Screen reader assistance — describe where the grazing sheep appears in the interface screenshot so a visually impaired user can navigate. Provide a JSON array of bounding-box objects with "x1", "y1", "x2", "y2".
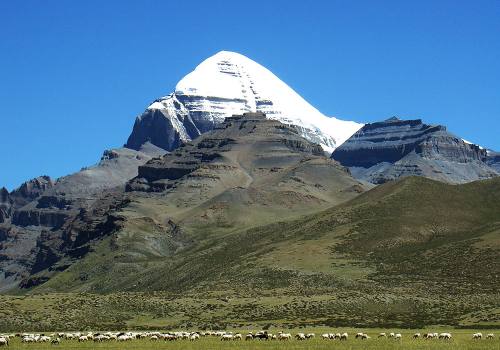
[
  {"x1": 51, "y1": 338, "x2": 61, "y2": 345},
  {"x1": 356, "y1": 332, "x2": 370, "y2": 339},
  {"x1": 0, "y1": 337, "x2": 8, "y2": 347},
  {"x1": 22, "y1": 336, "x2": 35, "y2": 343},
  {"x1": 413, "y1": 333, "x2": 421, "y2": 339},
  {"x1": 473, "y1": 333, "x2": 483, "y2": 340},
  {"x1": 164, "y1": 334, "x2": 177, "y2": 341},
  {"x1": 78, "y1": 336, "x2": 88, "y2": 342},
  {"x1": 117, "y1": 334, "x2": 132, "y2": 341},
  {"x1": 378, "y1": 332, "x2": 387, "y2": 338},
  {"x1": 94, "y1": 335, "x2": 110, "y2": 342},
  {"x1": 233, "y1": 334, "x2": 242, "y2": 341},
  {"x1": 295, "y1": 333, "x2": 306, "y2": 340},
  {"x1": 306, "y1": 333, "x2": 315, "y2": 339},
  {"x1": 245, "y1": 334, "x2": 253, "y2": 340},
  {"x1": 278, "y1": 332, "x2": 292, "y2": 340},
  {"x1": 394, "y1": 333, "x2": 402, "y2": 340},
  {"x1": 486, "y1": 334, "x2": 495, "y2": 339},
  {"x1": 321, "y1": 333, "x2": 330, "y2": 340},
  {"x1": 389, "y1": 332, "x2": 395, "y2": 338},
  {"x1": 221, "y1": 334, "x2": 233, "y2": 341},
  {"x1": 439, "y1": 333, "x2": 452, "y2": 340},
  {"x1": 254, "y1": 331, "x2": 270, "y2": 340},
  {"x1": 39, "y1": 335, "x2": 51, "y2": 342},
  {"x1": 340, "y1": 332, "x2": 348, "y2": 341}
]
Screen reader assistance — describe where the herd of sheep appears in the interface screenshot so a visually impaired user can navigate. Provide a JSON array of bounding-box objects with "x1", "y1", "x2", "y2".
[{"x1": 0, "y1": 330, "x2": 496, "y2": 346}]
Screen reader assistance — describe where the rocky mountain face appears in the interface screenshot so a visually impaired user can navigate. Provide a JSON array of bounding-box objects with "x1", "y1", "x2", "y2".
[
  {"x1": 331, "y1": 117, "x2": 498, "y2": 184},
  {"x1": 127, "y1": 112, "x2": 366, "y2": 215},
  {"x1": 3, "y1": 113, "x2": 368, "y2": 293},
  {"x1": 486, "y1": 150, "x2": 500, "y2": 172},
  {"x1": 126, "y1": 51, "x2": 362, "y2": 154},
  {"x1": 0, "y1": 147, "x2": 163, "y2": 291}
]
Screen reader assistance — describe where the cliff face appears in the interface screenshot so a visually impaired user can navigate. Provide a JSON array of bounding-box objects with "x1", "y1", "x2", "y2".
[
  {"x1": 331, "y1": 117, "x2": 498, "y2": 184},
  {"x1": 127, "y1": 112, "x2": 326, "y2": 193},
  {"x1": 0, "y1": 147, "x2": 162, "y2": 292},
  {"x1": 486, "y1": 151, "x2": 500, "y2": 173}
]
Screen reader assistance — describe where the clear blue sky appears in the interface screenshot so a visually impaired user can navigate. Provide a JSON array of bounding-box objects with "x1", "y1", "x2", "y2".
[{"x1": 1, "y1": 1, "x2": 499, "y2": 190}]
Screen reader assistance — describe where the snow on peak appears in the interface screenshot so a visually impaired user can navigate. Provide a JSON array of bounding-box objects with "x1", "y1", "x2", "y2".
[{"x1": 148, "y1": 50, "x2": 363, "y2": 152}]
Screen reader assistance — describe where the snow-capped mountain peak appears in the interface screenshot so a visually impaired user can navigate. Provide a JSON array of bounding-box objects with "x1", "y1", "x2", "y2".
[{"x1": 127, "y1": 51, "x2": 363, "y2": 153}]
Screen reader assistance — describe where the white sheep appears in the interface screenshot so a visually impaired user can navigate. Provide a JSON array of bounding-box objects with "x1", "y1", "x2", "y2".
[
  {"x1": 295, "y1": 333, "x2": 306, "y2": 340},
  {"x1": 439, "y1": 333, "x2": 452, "y2": 340},
  {"x1": 473, "y1": 333, "x2": 483, "y2": 340},
  {"x1": 0, "y1": 337, "x2": 8, "y2": 347},
  {"x1": 22, "y1": 336, "x2": 35, "y2": 343},
  {"x1": 117, "y1": 335, "x2": 132, "y2": 341},
  {"x1": 39, "y1": 335, "x2": 51, "y2": 342},
  {"x1": 278, "y1": 332, "x2": 291, "y2": 340},
  {"x1": 221, "y1": 334, "x2": 233, "y2": 341},
  {"x1": 486, "y1": 334, "x2": 495, "y2": 339},
  {"x1": 340, "y1": 332, "x2": 348, "y2": 341}
]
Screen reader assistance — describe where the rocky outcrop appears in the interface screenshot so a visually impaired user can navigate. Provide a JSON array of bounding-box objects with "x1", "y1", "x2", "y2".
[
  {"x1": 331, "y1": 117, "x2": 498, "y2": 184},
  {"x1": 0, "y1": 147, "x2": 164, "y2": 291},
  {"x1": 0, "y1": 188, "x2": 11, "y2": 223},
  {"x1": 128, "y1": 113, "x2": 326, "y2": 192},
  {"x1": 0, "y1": 177, "x2": 54, "y2": 224},
  {"x1": 9, "y1": 176, "x2": 54, "y2": 207},
  {"x1": 126, "y1": 106, "x2": 198, "y2": 152},
  {"x1": 486, "y1": 150, "x2": 500, "y2": 172}
]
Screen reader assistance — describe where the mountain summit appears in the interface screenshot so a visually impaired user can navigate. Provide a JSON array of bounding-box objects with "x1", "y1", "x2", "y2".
[{"x1": 126, "y1": 51, "x2": 362, "y2": 153}]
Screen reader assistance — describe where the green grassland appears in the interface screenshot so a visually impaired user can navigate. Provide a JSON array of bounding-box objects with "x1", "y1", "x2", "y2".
[{"x1": 3, "y1": 330, "x2": 500, "y2": 350}]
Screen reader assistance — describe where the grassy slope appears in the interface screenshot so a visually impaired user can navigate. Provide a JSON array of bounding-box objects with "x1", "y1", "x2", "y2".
[{"x1": 3, "y1": 177, "x2": 499, "y2": 330}]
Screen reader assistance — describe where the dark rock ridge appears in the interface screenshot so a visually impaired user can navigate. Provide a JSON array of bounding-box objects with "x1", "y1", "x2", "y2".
[
  {"x1": 331, "y1": 117, "x2": 498, "y2": 184},
  {"x1": 0, "y1": 188, "x2": 11, "y2": 223},
  {"x1": 0, "y1": 146, "x2": 164, "y2": 291},
  {"x1": 126, "y1": 104, "x2": 200, "y2": 152},
  {"x1": 127, "y1": 112, "x2": 325, "y2": 192},
  {"x1": 486, "y1": 150, "x2": 500, "y2": 173}
]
